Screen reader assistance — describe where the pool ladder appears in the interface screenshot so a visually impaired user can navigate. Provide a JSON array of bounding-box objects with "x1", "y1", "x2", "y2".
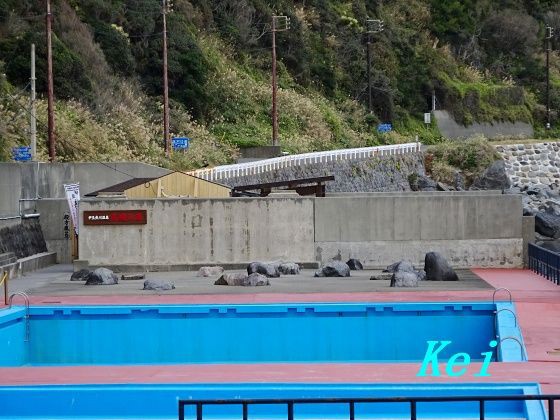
[
  {"x1": 491, "y1": 288, "x2": 524, "y2": 360},
  {"x1": 9, "y1": 292, "x2": 30, "y2": 342}
]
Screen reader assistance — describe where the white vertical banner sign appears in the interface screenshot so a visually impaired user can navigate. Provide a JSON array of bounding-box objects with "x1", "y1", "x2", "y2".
[{"x1": 63, "y1": 183, "x2": 80, "y2": 235}]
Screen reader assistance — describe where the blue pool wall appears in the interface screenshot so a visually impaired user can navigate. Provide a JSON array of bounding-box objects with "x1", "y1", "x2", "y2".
[
  {"x1": 0, "y1": 383, "x2": 546, "y2": 420},
  {"x1": 0, "y1": 301, "x2": 525, "y2": 366}
]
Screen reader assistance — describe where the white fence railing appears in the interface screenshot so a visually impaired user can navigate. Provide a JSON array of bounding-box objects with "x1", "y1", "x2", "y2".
[{"x1": 188, "y1": 141, "x2": 422, "y2": 182}]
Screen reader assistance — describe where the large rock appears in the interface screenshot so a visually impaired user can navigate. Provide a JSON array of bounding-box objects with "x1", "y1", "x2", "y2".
[
  {"x1": 214, "y1": 272, "x2": 270, "y2": 286},
  {"x1": 536, "y1": 240, "x2": 560, "y2": 254},
  {"x1": 409, "y1": 174, "x2": 438, "y2": 192},
  {"x1": 278, "y1": 262, "x2": 300, "y2": 275},
  {"x1": 247, "y1": 262, "x2": 280, "y2": 278},
  {"x1": 390, "y1": 271, "x2": 419, "y2": 287},
  {"x1": 470, "y1": 160, "x2": 510, "y2": 190},
  {"x1": 70, "y1": 269, "x2": 90, "y2": 281},
  {"x1": 346, "y1": 259, "x2": 363, "y2": 270},
  {"x1": 535, "y1": 211, "x2": 560, "y2": 238},
  {"x1": 197, "y1": 266, "x2": 224, "y2": 277},
  {"x1": 424, "y1": 252, "x2": 458, "y2": 281},
  {"x1": 384, "y1": 260, "x2": 415, "y2": 273},
  {"x1": 143, "y1": 279, "x2": 175, "y2": 291},
  {"x1": 314, "y1": 261, "x2": 351, "y2": 277},
  {"x1": 388, "y1": 260, "x2": 424, "y2": 287},
  {"x1": 85, "y1": 267, "x2": 119, "y2": 285}
]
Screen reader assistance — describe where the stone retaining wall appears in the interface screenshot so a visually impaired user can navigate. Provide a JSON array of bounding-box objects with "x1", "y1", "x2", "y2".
[
  {"x1": 219, "y1": 154, "x2": 425, "y2": 192},
  {"x1": 497, "y1": 142, "x2": 560, "y2": 191}
]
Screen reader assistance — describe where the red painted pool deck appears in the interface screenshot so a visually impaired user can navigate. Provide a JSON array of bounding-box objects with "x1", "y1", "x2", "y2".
[{"x1": 1, "y1": 269, "x2": 560, "y2": 402}]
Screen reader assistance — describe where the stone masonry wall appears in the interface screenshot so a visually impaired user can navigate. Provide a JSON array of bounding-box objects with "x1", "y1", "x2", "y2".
[
  {"x1": 219, "y1": 153, "x2": 425, "y2": 192},
  {"x1": 497, "y1": 142, "x2": 560, "y2": 192}
]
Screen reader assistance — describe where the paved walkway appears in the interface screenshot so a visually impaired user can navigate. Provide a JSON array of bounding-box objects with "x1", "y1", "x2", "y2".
[{"x1": 1, "y1": 268, "x2": 559, "y2": 414}]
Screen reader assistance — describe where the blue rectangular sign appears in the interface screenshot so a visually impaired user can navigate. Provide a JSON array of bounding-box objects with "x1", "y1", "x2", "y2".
[
  {"x1": 12, "y1": 146, "x2": 32, "y2": 161},
  {"x1": 377, "y1": 123, "x2": 393, "y2": 133},
  {"x1": 172, "y1": 137, "x2": 190, "y2": 150}
]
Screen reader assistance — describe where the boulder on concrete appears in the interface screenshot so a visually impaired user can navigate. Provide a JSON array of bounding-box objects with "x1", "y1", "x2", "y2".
[
  {"x1": 70, "y1": 269, "x2": 90, "y2": 281},
  {"x1": 390, "y1": 271, "x2": 419, "y2": 287},
  {"x1": 424, "y1": 252, "x2": 458, "y2": 281},
  {"x1": 346, "y1": 259, "x2": 363, "y2": 270},
  {"x1": 214, "y1": 272, "x2": 270, "y2": 286},
  {"x1": 247, "y1": 262, "x2": 280, "y2": 278},
  {"x1": 535, "y1": 211, "x2": 560, "y2": 238},
  {"x1": 384, "y1": 260, "x2": 415, "y2": 273},
  {"x1": 85, "y1": 267, "x2": 119, "y2": 285},
  {"x1": 143, "y1": 279, "x2": 175, "y2": 291},
  {"x1": 314, "y1": 261, "x2": 351, "y2": 277},
  {"x1": 197, "y1": 266, "x2": 224, "y2": 277},
  {"x1": 278, "y1": 262, "x2": 300, "y2": 275}
]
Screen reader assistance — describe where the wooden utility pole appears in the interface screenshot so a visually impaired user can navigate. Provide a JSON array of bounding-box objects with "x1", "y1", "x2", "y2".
[
  {"x1": 365, "y1": 19, "x2": 384, "y2": 114},
  {"x1": 271, "y1": 15, "x2": 289, "y2": 147},
  {"x1": 46, "y1": 0, "x2": 56, "y2": 161},
  {"x1": 546, "y1": 26, "x2": 553, "y2": 130},
  {"x1": 271, "y1": 16, "x2": 278, "y2": 146},
  {"x1": 30, "y1": 43, "x2": 37, "y2": 160},
  {"x1": 162, "y1": 0, "x2": 171, "y2": 157},
  {"x1": 366, "y1": 32, "x2": 372, "y2": 112}
]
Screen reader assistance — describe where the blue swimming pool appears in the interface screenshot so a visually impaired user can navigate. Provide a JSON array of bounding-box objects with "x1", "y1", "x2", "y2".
[
  {"x1": 0, "y1": 301, "x2": 526, "y2": 366},
  {"x1": 0, "y1": 383, "x2": 547, "y2": 420}
]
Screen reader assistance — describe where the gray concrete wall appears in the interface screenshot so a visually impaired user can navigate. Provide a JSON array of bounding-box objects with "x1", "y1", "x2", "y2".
[
  {"x1": 522, "y1": 215, "x2": 536, "y2": 268},
  {"x1": 79, "y1": 198, "x2": 315, "y2": 267},
  {"x1": 434, "y1": 110, "x2": 533, "y2": 140},
  {"x1": 78, "y1": 193, "x2": 524, "y2": 269},
  {"x1": 314, "y1": 194, "x2": 523, "y2": 268},
  {"x1": 35, "y1": 199, "x2": 74, "y2": 264}
]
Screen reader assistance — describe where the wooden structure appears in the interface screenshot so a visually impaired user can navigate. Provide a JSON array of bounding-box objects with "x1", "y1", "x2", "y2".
[
  {"x1": 85, "y1": 172, "x2": 231, "y2": 199},
  {"x1": 232, "y1": 175, "x2": 335, "y2": 198}
]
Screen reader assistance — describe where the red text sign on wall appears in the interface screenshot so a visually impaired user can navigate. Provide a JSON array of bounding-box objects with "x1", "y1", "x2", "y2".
[{"x1": 83, "y1": 210, "x2": 147, "y2": 225}]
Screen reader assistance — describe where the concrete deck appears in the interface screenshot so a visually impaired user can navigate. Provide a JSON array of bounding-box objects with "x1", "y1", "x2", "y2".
[
  {"x1": 6, "y1": 264, "x2": 492, "y2": 297},
  {"x1": 1, "y1": 268, "x2": 559, "y2": 415}
]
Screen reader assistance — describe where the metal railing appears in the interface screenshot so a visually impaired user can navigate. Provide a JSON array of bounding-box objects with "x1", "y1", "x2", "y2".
[
  {"x1": 179, "y1": 394, "x2": 559, "y2": 420},
  {"x1": 187, "y1": 142, "x2": 422, "y2": 182},
  {"x1": 528, "y1": 242, "x2": 560, "y2": 285}
]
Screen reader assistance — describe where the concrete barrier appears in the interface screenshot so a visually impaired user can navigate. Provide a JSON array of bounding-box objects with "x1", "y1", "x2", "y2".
[
  {"x1": 314, "y1": 194, "x2": 522, "y2": 268},
  {"x1": 79, "y1": 198, "x2": 315, "y2": 268},
  {"x1": 78, "y1": 193, "x2": 524, "y2": 270}
]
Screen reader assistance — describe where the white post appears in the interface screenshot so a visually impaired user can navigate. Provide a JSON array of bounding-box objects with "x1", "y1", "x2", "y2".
[{"x1": 30, "y1": 43, "x2": 37, "y2": 160}]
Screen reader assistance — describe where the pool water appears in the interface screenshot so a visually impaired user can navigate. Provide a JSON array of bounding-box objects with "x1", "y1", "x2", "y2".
[
  {"x1": 0, "y1": 383, "x2": 547, "y2": 420},
  {"x1": 0, "y1": 302, "x2": 524, "y2": 366}
]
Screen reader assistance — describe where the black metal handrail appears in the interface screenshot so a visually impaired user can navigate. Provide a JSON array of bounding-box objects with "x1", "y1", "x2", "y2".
[
  {"x1": 528, "y1": 242, "x2": 560, "y2": 285},
  {"x1": 179, "y1": 394, "x2": 560, "y2": 420}
]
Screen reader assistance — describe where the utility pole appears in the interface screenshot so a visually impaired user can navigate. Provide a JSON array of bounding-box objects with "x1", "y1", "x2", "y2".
[
  {"x1": 46, "y1": 0, "x2": 56, "y2": 161},
  {"x1": 162, "y1": 0, "x2": 172, "y2": 157},
  {"x1": 30, "y1": 43, "x2": 37, "y2": 160},
  {"x1": 546, "y1": 26, "x2": 553, "y2": 130},
  {"x1": 271, "y1": 15, "x2": 290, "y2": 146},
  {"x1": 365, "y1": 19, "x2": 384, "y2": 114}
]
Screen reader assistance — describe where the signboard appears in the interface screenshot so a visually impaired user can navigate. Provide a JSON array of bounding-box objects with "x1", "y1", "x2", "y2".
[
  {"x1": 12, "y1": 146, "x2": 32, "y2": 161},
  {"x1": 83, "y1": 210, "x2": 147, "y2": 225},
  {"x1": 63, "y1": 183, "x2": 80, "y2": 235},
  {"x1": 377, "y1": 123, "x2": 392, "y2": 133},
  {"x1": 424, "y1": 113, "x2": 431, "y2": 124},
  {"x1": 172, "y1": 137, "x2": 191, "y2": 150}
]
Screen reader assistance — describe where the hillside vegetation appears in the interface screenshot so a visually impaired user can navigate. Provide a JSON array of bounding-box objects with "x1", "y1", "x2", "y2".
[{"x1": 0, "y1": 0, "x2": 559, "y2": 169}]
